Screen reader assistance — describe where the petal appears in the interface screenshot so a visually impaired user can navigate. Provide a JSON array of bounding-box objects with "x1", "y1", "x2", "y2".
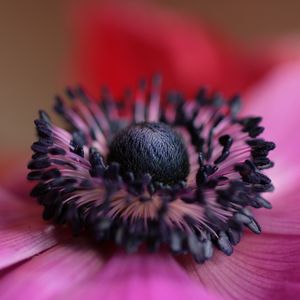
[
  {"x1": 244, "y1": 61, "x2": 300, "y2": 154},
  {"x1": 55, "y1": 251, "x2": 223, "y2": 300},
  {"x1": 271, "y1": 282, "x2": 300, "y2": 300},
  {"x1": 67, "y1": 2, "x2": 269, "y2": 97},
  {"x1": 0, "y1": 240, "x2": 104, "y2": 300},
  {"x1": 182, "y1": 232, "x2": 300, "y2": 300},
  {"x1": 0, "y1": 187, "x2": 58, "y2": 270},
  {"x1": 255, "y1": 182, "x2": 300, "y2": 235},
  {"x1": 243, "y1": 62, "x2": 300, "y2": 199}
]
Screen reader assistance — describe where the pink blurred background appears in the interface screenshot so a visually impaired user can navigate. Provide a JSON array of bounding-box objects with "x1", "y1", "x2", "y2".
[{"x1": 1, "y1": 0, "x2": 300, "y2": 156}]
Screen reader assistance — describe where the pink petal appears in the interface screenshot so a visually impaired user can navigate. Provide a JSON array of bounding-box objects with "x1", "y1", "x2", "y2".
[
  {"x1": 255, "y1": 182, "x2": 300, "y2": 235},
  {"x1": 242, "y1": 62, "x2": 300, "y2": 240},
  {"x1": 0, "y1": 240, "x2": 104, "y2": 300},
  {"x1": 0, "y1": 187, "x2": 58, "y2": 270},
  {"x1": 243, "y1": 62, "x2": 300, "y2": 199},
  {"x1": 54, "y1": 251, "x2": 223, "y2": 300},
  {"x1": 271, "y1": 282, "x2": 300, "y2": 300},
  {"x1": 182, "y1": 233, "x2": 300, "y2": 300}
]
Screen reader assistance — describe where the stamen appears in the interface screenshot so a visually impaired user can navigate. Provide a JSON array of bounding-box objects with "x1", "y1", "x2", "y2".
[{"x1": 28, "y1": 78, "x2": 275, "y2": 263}]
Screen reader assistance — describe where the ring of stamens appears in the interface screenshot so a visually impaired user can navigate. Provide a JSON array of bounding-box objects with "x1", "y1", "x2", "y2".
[{"x1": 28, "y1": 79, "x2": 275, "y2": 263}]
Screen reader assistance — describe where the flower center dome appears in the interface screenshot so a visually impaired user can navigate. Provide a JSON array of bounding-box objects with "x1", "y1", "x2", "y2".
[{"x1": 107, "y1": 122, "x2": 190, "y2": 184}]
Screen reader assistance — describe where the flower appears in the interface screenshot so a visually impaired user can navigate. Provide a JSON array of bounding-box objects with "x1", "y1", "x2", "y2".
[
  {"x1": 1, "y1": 3, "x2": 300, "y2": 300},
  {"x1": 28, "y1": 77, "x2": 275, "y2": 263},
  {"x1": 1, "y1": 68, "x2": 300, "y2": 299},
  {"x1": 27, "y1": 77, "x2": 275, "y2": 262}
]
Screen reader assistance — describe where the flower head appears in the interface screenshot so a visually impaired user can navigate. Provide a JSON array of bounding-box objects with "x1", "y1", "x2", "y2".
[
  {"x1": 28, "y1": 77, "x2": 275, "y2": 263},
  {"x1": 1, "y1": 4, "x2": 300, "y2": 300}
]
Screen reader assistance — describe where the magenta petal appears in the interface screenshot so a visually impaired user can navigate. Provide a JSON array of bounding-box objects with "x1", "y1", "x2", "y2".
[
  {"x1": 184, "y1": 233, "x2": 300, "y2": 300},
  {"x1": 244, "y1": 62, "x2": 300, "y2": 149},
  {"x1": 255, "y1": 182, "x2": 300, "y2": 235},
  {"x1": 0, "y1": 240, "x2": 104, "y2": 300},
  {"x1": 0, "y1": 187, "x2": 57, "y2": 270},
  {"x1": 55, "y1": 252, "x2": 223, "y2": 300},
  {"x1": 241, "y1": 60, "x2": 300, "y2": 235},
  {"x1": 244, "y1": 62, "x2": 300, "y2": 198},
  {"x1": 271, "y1": 282, "x2": 300, "y2": 300}
]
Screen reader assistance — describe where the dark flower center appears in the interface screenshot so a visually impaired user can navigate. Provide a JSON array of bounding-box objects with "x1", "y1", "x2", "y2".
[
  {"x1": 28, "y1": 82, "x2": 275, "y2": 264},
  {"x1": 107, "y1": 122, "x2": 190, "y2": 184}
]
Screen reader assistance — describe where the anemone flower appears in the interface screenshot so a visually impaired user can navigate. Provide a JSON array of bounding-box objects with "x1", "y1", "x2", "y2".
[
  {"x1": 1, "y1": 65, "x2": 300, "y2": 300},
  {"x1": 1, "y1": 4, "x2": 300, "y2": 300}
]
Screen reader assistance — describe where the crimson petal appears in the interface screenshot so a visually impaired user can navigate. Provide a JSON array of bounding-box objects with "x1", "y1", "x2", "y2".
[{"x1": 67, "y1": 2, "x2": 269, "y2": 98}]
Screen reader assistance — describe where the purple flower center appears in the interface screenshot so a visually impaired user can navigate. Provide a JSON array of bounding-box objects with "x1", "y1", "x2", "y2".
[{"x1": 27, "y1": 79, "x2": 275, "y2": 263}]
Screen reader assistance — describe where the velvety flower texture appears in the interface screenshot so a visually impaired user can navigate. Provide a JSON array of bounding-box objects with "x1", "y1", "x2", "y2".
[{"x1": 1, "y1": 3, "x2": 300, "y2": 300}]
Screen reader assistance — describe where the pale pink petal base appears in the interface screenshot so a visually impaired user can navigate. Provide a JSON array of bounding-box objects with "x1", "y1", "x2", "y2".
[
  {"x1": 0, "y1": 240, "x2": 104, "y2": 300},
  {"x1": 55, "y1": 252, "x2": 224, "y2": 300},
  {"x1": 0, "y1": 188, "x2": 58, "y2": 270}
]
